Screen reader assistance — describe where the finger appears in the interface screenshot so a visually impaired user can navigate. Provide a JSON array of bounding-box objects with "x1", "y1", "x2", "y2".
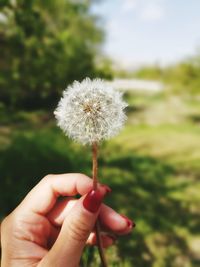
[
  {"x1": 100, "y1": 206, "x2": 135, "y2": 234},
  {"x1": 17, "y1": 173, "x2": 93, "y2": 215},
  {"x1": 86, "y1": 232, "x2": 116, "y2": 248},
  {"x1": 48, "y1": 197, "x2": 135, "y2": 234},
  {"x1": 48, "y1": 228, "x2": 116, "y2": 250},
  {"x1": 47, "y1": 225, "x2": 60, "y2": 249},
  {"x1": 40, "y1": 189, "x2": 106, "y2": 267},
  {"x1": 47, "y1": 197, "x2": 77, "y2": 225}
]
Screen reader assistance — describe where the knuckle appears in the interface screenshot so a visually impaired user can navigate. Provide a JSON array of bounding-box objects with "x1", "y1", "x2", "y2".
[
  {"x1": 7, "y1": 214, "x2": 23, "y2": 237},
  {"x1": 12, "y1": 219, "x2": 24, "y2": 239},
  {"x1": 42, "y1": 174, "x2": 54, "y2": 184},
  {"x1": 1, "y1": 215, "x2": 9, "y2": 232},
  {"x1": 75, "y1": 173, "x2": 90, "y2": 180},
  {"x1": 67, "y1": 220, "x2": 90, "y2": 243},
  {"x1": 1, "y1": 213, "x2": 17, "y2": 239},
  {"x1": 2, "y1": 212, "x2": 26, "y2": 239},
  {"x1": 1, "y1": 212, "x2": 15, "y2": 229},
  {"x1": 43, "y1": 174, "x2": 54, "y2": 181}
]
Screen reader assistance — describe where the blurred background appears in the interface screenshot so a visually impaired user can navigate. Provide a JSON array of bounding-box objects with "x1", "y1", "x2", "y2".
[{"x1": 0, "y1": 0, "x2": 200, "y2": 266}]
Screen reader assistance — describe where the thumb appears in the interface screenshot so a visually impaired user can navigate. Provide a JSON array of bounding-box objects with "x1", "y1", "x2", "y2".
[{"x1": 41, "y1": 189, "x2": 105, "y2": 267}]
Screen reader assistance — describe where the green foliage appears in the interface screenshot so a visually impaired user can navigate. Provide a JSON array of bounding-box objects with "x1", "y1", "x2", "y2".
[
  {"x1": 0, "y1": 0, "x2": 107, "y2": 109},
  {"x1": 132, "y1": 51, "x2": 200, "y2": 96},
  {"x1": 0, "y1": 127, "x2": 91, "y2": 215},
  {"x1": 129, "y1": 52, "x2": 200, "y2": 96},
  {"x1": 163, "y1": 54, "x2": 200, "y2": 95},
  {"x1": 134, "y1": 65, "x2": 163, "y2": 80}
]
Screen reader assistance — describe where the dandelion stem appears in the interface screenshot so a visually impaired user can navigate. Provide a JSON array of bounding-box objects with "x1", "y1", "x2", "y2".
[
  {"x1": 92, "y1": 142, "x2": 98, "y2": 190},
  {"x1": 95, "y1": 221, "x2": 107, "y2": 267},
  {"x1": 92, "y1": 142, "x2": 108, "y2": 267}
]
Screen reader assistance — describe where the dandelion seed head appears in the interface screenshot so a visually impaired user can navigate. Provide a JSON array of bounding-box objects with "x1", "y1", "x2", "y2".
[{"x1": 54, "y1": 78, "x2": 128, "y2": 145}]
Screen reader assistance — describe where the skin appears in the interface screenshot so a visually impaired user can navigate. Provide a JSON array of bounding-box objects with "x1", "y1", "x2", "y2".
[{"x1": 1, "y1": 173, "x2": 133, "y2": 267}]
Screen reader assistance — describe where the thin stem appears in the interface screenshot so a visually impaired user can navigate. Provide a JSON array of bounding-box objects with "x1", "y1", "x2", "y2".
[
  {"x1": 92, "y1": 142, "x2": 108, "y2": 267},
  {"x1": 92, "y1": 142, "x2": 98, "y2": 190},
  {"x1": 95, "y1": 220, "x2": 107, "y2": 267}
]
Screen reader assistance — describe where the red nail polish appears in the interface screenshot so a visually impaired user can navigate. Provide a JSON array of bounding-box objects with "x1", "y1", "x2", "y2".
[
  {"x1": 83, "y1": 189, "x2": 104, "y2": 213},
  {"x1": 101, "y1": 184, "x2": 112, "y2": 193},
  {"x1": 121, "y1": 215, "x2": 135, "y2": 228}
]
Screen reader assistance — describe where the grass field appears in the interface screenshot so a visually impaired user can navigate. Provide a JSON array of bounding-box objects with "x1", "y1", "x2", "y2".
[{"x1": 0, "y1": 91, "x2": 200, "y2": 266}]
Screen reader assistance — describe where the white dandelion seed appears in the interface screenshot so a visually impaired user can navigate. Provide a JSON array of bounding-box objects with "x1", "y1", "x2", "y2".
[{"x1": 54, "y1": 77, "x2": 128, "y2": 145}]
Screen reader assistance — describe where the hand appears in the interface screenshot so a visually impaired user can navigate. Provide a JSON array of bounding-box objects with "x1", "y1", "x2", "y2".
[{"x1": 1, "y1": 173, "x2": 134, "y2": 267}]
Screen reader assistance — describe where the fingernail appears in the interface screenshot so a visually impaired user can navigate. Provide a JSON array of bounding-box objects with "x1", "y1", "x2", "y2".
[
  {"x1": 121, "y1": 215, "x2": 135, "y2": 228},
  {"x1": 83, "y1": 189, "x2": 104, "y2": 213},
  {"x1": 101, "y1": 184, "x2": 112, "y2": 194}
]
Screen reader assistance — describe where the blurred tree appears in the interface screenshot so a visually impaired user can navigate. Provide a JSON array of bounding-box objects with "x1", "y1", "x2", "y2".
[
  {"x1": 164, "y1": 51, "x2": 200, "y2": 95},
  {"x1": 134, "y1": 65, "x2": 163, "y2": 80},
  {"x1": 0, "y1": 0, "x2": 107, "y2": 109},
  {"x1": 113, "y1": 64, "x2": 163, "y2": 80}
]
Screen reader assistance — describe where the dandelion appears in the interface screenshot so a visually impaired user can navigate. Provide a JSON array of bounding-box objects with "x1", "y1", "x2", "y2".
[
  {"x1": 54, "y1": 77, "x2": 127, "y2": 145},
  {"x1": 54, "y1": 77, "x2": 128, "y2": 267}
]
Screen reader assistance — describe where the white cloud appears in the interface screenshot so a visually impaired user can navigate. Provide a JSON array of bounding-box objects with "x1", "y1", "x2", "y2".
[
  {"x1": 106, "y1": 19, "x2": 120, "y2": 39},
  {"x1": 120, "y1": 0, "x2": 165, "y2": 20},
  {"x1": 122, "y1": 0, "x2": 137, "y2": 12},
  {"x1": 140, "y1": 1, "x2": 164, "y2": 21}
]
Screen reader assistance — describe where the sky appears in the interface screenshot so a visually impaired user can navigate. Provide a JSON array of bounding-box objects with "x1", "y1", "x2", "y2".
[{"x1": 91, "y1": 0, "x2": 200, "y2": 69}]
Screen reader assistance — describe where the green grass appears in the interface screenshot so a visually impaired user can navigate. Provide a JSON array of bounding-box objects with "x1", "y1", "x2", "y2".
[{"x1": 0, "y1": 92, "x2": 200, "y2": 266}]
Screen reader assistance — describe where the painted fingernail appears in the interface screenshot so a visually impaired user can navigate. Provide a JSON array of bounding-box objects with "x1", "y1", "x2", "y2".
[
  {"x1": 121, "y1": 215, "x2": 135, "y2": 228},
  {"x1": 83, "y1": 189, "x2": 104, "y2": 213},
  {"x1": 101, "y1": 184, "x2": 112, "y2": 194}
]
